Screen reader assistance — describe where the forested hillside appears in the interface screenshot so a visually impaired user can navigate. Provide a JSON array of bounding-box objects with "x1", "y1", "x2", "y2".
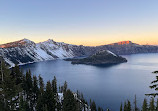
[{"x1": 0, "y1": 58, "x2": 104, "y2": 111}]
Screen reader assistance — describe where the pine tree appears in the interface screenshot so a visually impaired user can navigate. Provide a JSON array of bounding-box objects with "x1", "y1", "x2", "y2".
[
  {"x1": 52, "y1": 76, "x2": 57, "y2": 94},
  {"x1": 57, "y1": 102, "x2": 62, "y2": 111},
  {"x1": 77, "y1": 90, "x2": 80, "y2": 99},
  {"x1": 0, "y1": 58, "x2": 4, "y2": 110},
  {"x1": 52, "y1": 76, "x2": 57, "y2": 109},
  {"x1": 19, "y1": 95, "x2": 25, "y2": 111},
  {"x1": 134, "y1": 95, "x2": 139, "y2": 111},
  {"x1": 23, "y1": 101, "x2": 31, "y2": 111},
  {"x1": 36, "y1": 75, "x2": 45, "y2": 111},
  {"x1": 146, "y1": 71, "x2": 158, "y2": 97},
  {"x1": 19, "y1": 95, "x2": 31, "y2": 111},
  {"x1": 10, "y1": 65, "x2": 23, "y2": 108},
  {"x1": 0, "y1": 98, "x2": 4, "y2": 111},
  {"x1": 142, "y1": 98, "x2": 148, "y2": 111},
  {"x1": 75, "y1": 102, "x2": 81, "y2": 111},
  {"x1": 156, "y1": 98, "x2": 158, "y2": 111},
  {"x1": 0, "y1": 57, "x2": 4, "y2": 84},
  {"x1": 124, "y1": 101, "x2": 127, "y2": 111},
  {"x1": 81, "y1": 92, "x2": 85, "y2": 103},
  {"x1": 32, "y1": 75, "x2": 39, "y2": 107},
  {"x1": 90, "y1": 99, "x2": 92, "y2": 106},
  {"x1": 36, "y1": 96, "x2": 45, "y2": 111},
  {"x1": 149, "y1": 98, "x2": 155, "y2": 111},
  {"x1": 11, "y1": 65, "x2": 23, "y2": 85},
  {"x1": 25, "y1": 70, "x2": 33, "y2": 110},
  {"x1": 127, "y1": 100, "x2": 131, "y2": 111},
  {"x1": 25, "y1": 70, "x2": 33, "y2": 100},
  {"x1": 39, "y1": 75, "x2": 44, "y2": 96},
  {"x1": 44, "y1": 81, "x2": 55, "y2": 111},
  {"x1": 63, "y1": 81, "x2": 67, "y2": 93},
  {"x1": 98, "y1": 106, "x2": 103, "y2": 111},
  {"x1": 59, "y1": 85, "x2": 61, "y2": 93},
  {"x1": 21, "y1": 72, "x2": 27, "y2": 98},
  {"x1": 120, "y1": 103, "x2": 122, "y2": 111},
  {"x1": 90, "y1": 100, "x2": 97, "y2": 111},
  {"x1": 63, "y1": 89, "x2": 77, "y2": 111},
  {"x1": 1, "y1": 60, "x2": 18, "y2": 110}
]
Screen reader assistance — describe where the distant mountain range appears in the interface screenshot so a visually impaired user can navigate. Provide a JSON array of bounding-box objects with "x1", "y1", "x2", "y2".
[
  {"x1": 99, "y1": 41, "x2": 158, "y2": 55},
  {"x1": 0, "y1": 39, "x2": 158, "y2": 67}
]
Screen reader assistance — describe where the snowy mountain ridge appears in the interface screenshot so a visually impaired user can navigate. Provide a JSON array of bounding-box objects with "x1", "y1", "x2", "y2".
[{"x1": 0, "y1": 39, "x2": 76, "y2": 67}]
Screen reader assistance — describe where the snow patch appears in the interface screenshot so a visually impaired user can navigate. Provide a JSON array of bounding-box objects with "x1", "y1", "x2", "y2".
[
  {"x1": 3, "y1": 58, "x2": 15, "y2": 67},
  {"x1": 107, "y1": 50, "x2": 117, "y2": 56}
]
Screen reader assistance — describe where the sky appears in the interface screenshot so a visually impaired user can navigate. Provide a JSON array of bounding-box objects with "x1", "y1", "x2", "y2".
[{"x1": 0, "y1": 0, "x2": 158, "y2": 46}]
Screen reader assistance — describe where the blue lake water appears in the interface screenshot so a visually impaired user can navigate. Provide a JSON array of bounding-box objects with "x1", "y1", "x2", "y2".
[{"x1": 21, "y1": 53, "x2": 158, "y2": 111}]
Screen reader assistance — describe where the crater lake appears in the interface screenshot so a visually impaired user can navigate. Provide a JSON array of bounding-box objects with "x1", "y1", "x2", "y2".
[{"x1": 20, "y1": 53, "x2": 158, "y2": 111}]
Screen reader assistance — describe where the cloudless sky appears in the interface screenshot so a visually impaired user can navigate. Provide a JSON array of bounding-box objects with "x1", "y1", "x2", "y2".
[{"x1": 0, "y1": 0, "x2": 158, "y2": 46}]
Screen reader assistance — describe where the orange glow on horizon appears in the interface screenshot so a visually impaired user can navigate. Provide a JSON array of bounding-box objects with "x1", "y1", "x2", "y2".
[
  {"x1": 0, "y1": 34, "x2": 158, "y2": 46},
  {"x1": 1, "y1": 38, "x2": 158, "y2": 46}
]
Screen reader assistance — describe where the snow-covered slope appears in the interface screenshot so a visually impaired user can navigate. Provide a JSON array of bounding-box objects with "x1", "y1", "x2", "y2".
[
  {"x1": 0, "y1": 39, "x2": 75, "y2": 67},
  {"x1": 37, "y1": 39, "x2": 74, "y2": 58}
]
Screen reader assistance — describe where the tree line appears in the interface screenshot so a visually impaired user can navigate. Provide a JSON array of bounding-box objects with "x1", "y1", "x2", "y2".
[
  {"x1": 120, "y1": 71, "x2": 158, "y2": 111},
  {"x1": 0, "y1": 59, "x2": 103, "y2": 111},
  {"x1": 120, "y1": 96, "x2": 158, "y2": 111}
]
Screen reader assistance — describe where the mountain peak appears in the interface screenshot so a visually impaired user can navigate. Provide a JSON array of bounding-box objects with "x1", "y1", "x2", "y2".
[
  {"x1": 0, "y1": 38, "x2": 34, "y2": 48},
  {"x1": 47, "y1": 39, "x2": 55, "y2": 43},
  {"x1": 117, "y1": 41, "x2": 132, "y2": 45},
  {"x1": 22, "y1": 38, "x2": 32, "y2": 42},
  {"x1": 108, "y1": 41, "x2": 137, "y2": 46},
  {"x1": 40, "y1": 39, "x2": 56, "y2": 44}
]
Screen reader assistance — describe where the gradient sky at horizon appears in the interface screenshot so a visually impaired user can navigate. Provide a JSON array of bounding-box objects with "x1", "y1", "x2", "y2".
[{"x1": 0, "y1": 0, "x2": 158, "y2": 46}]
